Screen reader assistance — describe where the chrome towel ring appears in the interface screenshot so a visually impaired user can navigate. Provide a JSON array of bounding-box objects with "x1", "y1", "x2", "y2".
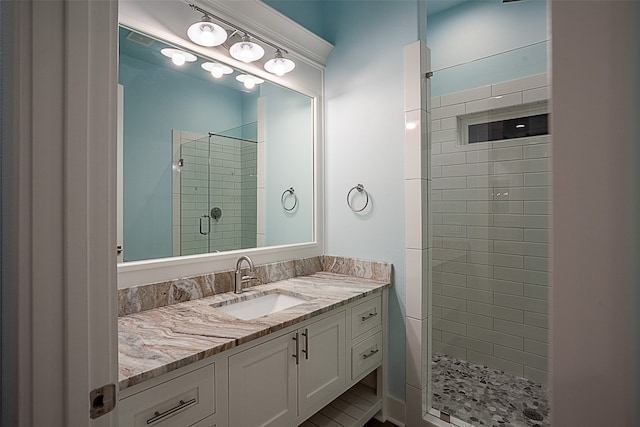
[
  {"x1": 347, "y1": 184, "x2": 369, "y2": 212},
  {"x1": 281, "y1": 187, "x2": 298, "y2": 211}
]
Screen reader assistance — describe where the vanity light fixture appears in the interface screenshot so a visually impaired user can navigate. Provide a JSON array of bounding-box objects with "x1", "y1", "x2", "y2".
[
  {"x1": 187, "y1": 3, "x2": 295, "y2": 74},
  {"x1": 230, "y1": 34, "x2": 265, "y2": 63},
  {"x1": 160, "y1": 48, "x2": 197, "y2": 66},
  {"x1": 187, "y1": 15, "x2": 228, "y2": 47},
  {"x1": 264, "y1": 50, "x2": 295, "y2": 76},
  {"x1": 201, "y1": 62, "x2": 233, "y2": 78},
  {"x1": 236, "y1": 74, "x2": 264, "y2": 90}
]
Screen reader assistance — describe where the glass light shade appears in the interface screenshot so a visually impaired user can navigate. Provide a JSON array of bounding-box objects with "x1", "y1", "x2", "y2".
[
  {"x1": 187, "y1": 18, "x2": 227, "y2": 47},
  {"x1": 201, "y1": 62, "x2": 233, "y2": 79},
  {"x1": 236, "y1": 74, "x2": 264, "y2": 89},
  {"x1": 229, "y1": 36, "x2": 265, "y2": 63},
  {"x1": 160, "y1": 48, "x2": 197, "y2": 66},
  {"x1": 264, "y1": 53, "x2": 295, "y2": 76}
]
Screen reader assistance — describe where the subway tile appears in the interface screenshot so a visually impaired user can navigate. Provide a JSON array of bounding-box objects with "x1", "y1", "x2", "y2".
[
  {"x1": 467, "y1": 226, "x2": 524, "y2": 241},
  {"x1": 433, "y1": 317, "x2": 467, "y2": 336},
  {"x1": 524, "y1": 172, "x2": 551, "y2": 187},
  {"x1": 466, "y1": 201, "x2": 524, "y2": 214},
  {"x1": 524, "y1": 366, "x2": 548, "y2": 385},
  {"x1": 441, "y1": 85, "x2": 492, "y2": 106},
  {"x1": 466, "y1": 173, "x2": 524, "y2": 188},
  {"x1": 433, "y1": 340, "x2": 467, "y2": 360},
  {"x1": 524, "y1": 312, "x2": 548, "y2": 329},
  {"x1": 496, "y1": 186, "x2": 550, "y2": 201},
  {"x1": 524, "y1": 201, "x2": 550, "y2": 215},
  {"x1": 441, "y1": 261, "x2": 493, "y2": 278},
  {"x1": 466, "y1": 252, "x2": 524, "y2": 269},
  {"x1": 442, "y1": 162, "x2": 493, "y2": 177},
  {"x1": 432, "y1": 201, "x2": 467, "y2": 213},
  {"x1": 467, "y1": 350, "x2": 523, "y2": 377},
  {"x1": 433, "y1": 224, "x2": 466, "y2": 238},
  {"x1": 523, "y1": 143, "x2": 551, "y2": 159},
  {"x1": 442, "y1": 237, "x2": 494, "y2": 252},
  {"x1": 431, "y1": 119, "x2": 442, "y2": 132},
  {"x1": 524, "y1": 284, "x2": 548, "y2": 300},
  {"x1": 494, "y1": 158, "x2": 551, "y2": 174},
  {"x1": 432, "y1": 177, "x2": 468, "y2": 190},
  {"x1": 495, "y1": 292, "x2": 548, "y2": 314},
  {"x1": 440, "y1": 308, "x2": 493, "y2": 330},
  {"x1": 432, "y1": 282, "x2": 442, "y2": 295},
  {"x1": 466, "y1": 92, "x2": 523, "y2": 114},
  {"x1": 467, "y1": 325, "x2": 523, "y2": 350},
  {"x1": 524, "y1": 256, "x2": 549, "y2": 272},
  {"x1": 524, "y1": 228, "x2": 549, "y2": 243},
  {"x1": 432, "y1": 151, "x2": 466, "y2": 166},
  {"x1": 467, "y1": 301, "x2": 523, "y2": 323},
  {"x1": 406, "y1": 249, "x2": 430, "y2": 320},
  {"x1": 441, "y1": 284, "x2": 493, "y2": 304},
  {"x1": 433, "y1": 248, "x2": 466, "y2": 262},
  {"x1": 441, "y1": 117, "x2": 457, "y2": 130},
  {"x1": 442, "y1": 331, "x2": 494, "y2": 355},
  {"x1": 433, "y1": 294, "x2": 467, "y2": 311},
  {"x1": 494, "y1": 345, "x2": 548, "y2": 371},
  {"x1": 431, "y1": 96, "x2": 441, "y2": 109},
  {"x1": 442, "y1": 213, "x2": 494, "y2": 226},
  {"x1": 494, "y1": 240, "x2": 549, "y2": 257},
  {"x1": 494, "y1": 214, "x2": 549, "y2": 229},
  {"x1": 441, "y1": 188, "x2": 494, "y2": 201},
  {"x1": 465, "y1": 146, "x2": 523, "y2": 163},
  {"x1": 466, "y1": 276, "x2": 523, "y2": 295},
  {"x1": 432, "y1": 212, "x2": 443, "y2": 225},
  {"x1": 522, "y1": 86, "x2": 550, "y2": 103},
  {"x1": 433, "y1": 271, "x2": 467, "y2": 287},
  {"x1": 491, "y1": 73, "x2": 548, "y2": 96},
  {"x1": 432, "y1": 142, "x2": 442, "y2": 155},
  {"x1": 432, "y1": 166, "x2": 443, "y2": 178},
  {"x1": 432, "y1": 328, "x2": 442, "y2": 342},
  {"x1": 494, "y1": 318, "x2": 548, "y2": 342},
  {"x1": 524, "y1": 338, "x2": 548, "y2": 357},
  {"x1": 494, "y1": 266, "x2": 548, "y2": 286},
  {"x1": 431, "y1": 129, "x2": 457, "y2": 144},
  {"x1": 432, "y1": 103, "x2": 466, "y2": 120}
]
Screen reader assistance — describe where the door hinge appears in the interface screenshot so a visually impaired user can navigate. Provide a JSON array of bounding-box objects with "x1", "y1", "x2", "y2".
[{"x1": 90, "y1": 383, "x2": 116, "y2": 419}]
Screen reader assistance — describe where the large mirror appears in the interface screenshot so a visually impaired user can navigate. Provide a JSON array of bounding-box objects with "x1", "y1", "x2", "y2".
[{"x1": 118, "y1": 26, "x2": 314, "y2": 263}]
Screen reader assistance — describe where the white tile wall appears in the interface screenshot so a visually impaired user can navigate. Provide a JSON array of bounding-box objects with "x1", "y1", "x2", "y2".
[{"x1": 430, "y1": 75, "x2": 550, "y2": 384}]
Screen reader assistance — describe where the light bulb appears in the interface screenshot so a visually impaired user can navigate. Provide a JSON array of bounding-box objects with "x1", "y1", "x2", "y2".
[
  {"x1": 243, "y1": 76, "x2": 256, "y2": 89},
  {"x1": 273, "y1": 60, "x2": 286, "y2": 76},
  {"x1": 240, "y1": 45, "x2": 253, "y2": 62},
  {"x1": 264, "y1": 51, "x2": 295, "y2": 76},
  {"x1": 211, "y1": 66, "x2": 224, "y2": 78},
  {"x1": 230, "y1": 35, "x2": 265, "y2": 63},
  {"x1": 200, "y1": 27, "x2": 215, "y2": 45},
  {"x1": 172, "y1": 53, "x2": 186, "y2": 66}
]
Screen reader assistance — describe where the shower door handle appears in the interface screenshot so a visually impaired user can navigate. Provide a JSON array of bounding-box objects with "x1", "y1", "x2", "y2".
[{"x1": 199, "y1": 215, "x2": 211, "y2": 235}]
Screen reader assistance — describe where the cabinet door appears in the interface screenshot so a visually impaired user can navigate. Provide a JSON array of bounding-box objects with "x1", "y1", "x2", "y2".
[
  {"x1": 228, "y1": 332, "x2": 297, "y2": 427},
  {"x1": 298, "y1": 311, "x2": 346, "y2": 415}
]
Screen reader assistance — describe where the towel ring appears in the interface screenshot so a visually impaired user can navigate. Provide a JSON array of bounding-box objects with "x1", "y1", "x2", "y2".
[
  {"x1": 281, "y1": 187, "x2": 298, "y2": 211},
  {"x1": 347, "y1": 184, "x2": 369, "y2": 212}
]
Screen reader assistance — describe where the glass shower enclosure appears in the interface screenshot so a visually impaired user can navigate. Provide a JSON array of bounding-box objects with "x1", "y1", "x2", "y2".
[{"x1": 177, "y1": 124, "x2": 258, "y2": 256}]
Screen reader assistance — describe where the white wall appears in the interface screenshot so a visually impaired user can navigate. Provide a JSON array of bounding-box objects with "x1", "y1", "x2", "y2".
[{"x1": 551, "y1": 1, "x2": 639, "y2": 425}]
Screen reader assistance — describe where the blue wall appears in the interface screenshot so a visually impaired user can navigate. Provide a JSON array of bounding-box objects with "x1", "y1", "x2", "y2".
[
  {"x1": 119, "y1": 54, "x2": 244, "y2": 261},
  {"x1": 263, "y1": 0, "x2": 327, "y2": 41},
  {"x1": 427, "y1": 0, "x2": 548, "y2": 95}
]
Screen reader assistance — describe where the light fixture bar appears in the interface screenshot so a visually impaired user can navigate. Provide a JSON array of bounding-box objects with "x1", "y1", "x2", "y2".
[{"x1": 189, "y1": 3, "x2": 289, "y2": 55}]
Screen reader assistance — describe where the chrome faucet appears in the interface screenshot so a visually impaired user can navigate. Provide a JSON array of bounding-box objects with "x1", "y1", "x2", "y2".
[{"x1": 234, "y1": 255, "x2": 256, "y2": 294}]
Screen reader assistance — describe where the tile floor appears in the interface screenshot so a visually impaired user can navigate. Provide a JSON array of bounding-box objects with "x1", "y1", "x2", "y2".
[{"x1": 431, "y1": 353, "x2": 550, "y2": 427}]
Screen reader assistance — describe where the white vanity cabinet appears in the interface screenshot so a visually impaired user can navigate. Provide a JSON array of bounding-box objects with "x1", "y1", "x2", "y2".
[{"x1": 228, "y1": 310, "x2": 346, "y2": 427}]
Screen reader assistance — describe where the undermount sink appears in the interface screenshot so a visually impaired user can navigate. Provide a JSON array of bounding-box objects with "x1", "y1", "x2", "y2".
[{"x1": 214, "y1": 292, "x2": 308, "y2": 320}]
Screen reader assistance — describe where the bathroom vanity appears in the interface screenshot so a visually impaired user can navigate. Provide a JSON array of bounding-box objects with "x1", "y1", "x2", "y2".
[{"x1": 117, "y1": 256, "x2": 391, "y2": 427}]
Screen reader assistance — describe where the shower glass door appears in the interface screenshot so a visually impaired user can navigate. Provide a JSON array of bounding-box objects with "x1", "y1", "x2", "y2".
[
  {"x1": 179, "y1": 127, "x2": 258, "y2": 256},
  {"x1": 428, "y1": 43, "x2": 551, "y2": 427}
]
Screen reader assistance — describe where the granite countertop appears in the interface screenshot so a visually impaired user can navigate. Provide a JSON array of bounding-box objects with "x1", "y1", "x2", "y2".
[{"x1": 118, "y1": 271, "x2": 390, "y2": 390}]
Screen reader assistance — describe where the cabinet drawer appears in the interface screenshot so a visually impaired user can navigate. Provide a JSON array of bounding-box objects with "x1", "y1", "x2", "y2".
[
  {"x1": 119, "y1": 363, "x2": 216, "y2": 427},
  {"x1": 351, "y1": 331, "x2": 383, "y2": 380},
  {"x1": 351, "y1": 296, "x2": 382, "y2": 339}
]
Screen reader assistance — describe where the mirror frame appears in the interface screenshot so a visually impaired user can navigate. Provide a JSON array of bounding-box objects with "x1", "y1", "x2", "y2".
[{"x1": 117, "y1": 0, "x2": 332, "y2": 288}]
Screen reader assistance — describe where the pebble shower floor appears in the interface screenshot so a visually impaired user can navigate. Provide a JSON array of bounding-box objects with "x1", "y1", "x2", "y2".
[{"x1": 431, "y1": 353, "x2": 550, "y2": 427}]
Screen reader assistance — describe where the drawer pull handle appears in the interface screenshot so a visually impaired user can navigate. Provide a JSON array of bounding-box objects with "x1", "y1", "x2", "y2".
[
  {"x1": 362, "y1": 348, "x2": 379, "y2": 360},
  {"x1": 292, "y1": 332, "x2": 300, "y2": 365},
  {"x1": 361, "y1": 312, "x2": 378, "y2": 321},
  {"x1": 146, "y1": 398, "x2": 197, "y2": 424},
  {"x1": 301, "y1": 328, "x2": 309, "y2": 360}
]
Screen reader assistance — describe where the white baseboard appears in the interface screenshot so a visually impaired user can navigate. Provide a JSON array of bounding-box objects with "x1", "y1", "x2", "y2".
[{"x1": 385, "y1": 395, "x2": 406, "y2": 426}]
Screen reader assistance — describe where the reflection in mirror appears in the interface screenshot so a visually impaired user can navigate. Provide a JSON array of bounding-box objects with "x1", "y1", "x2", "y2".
[{"x1": 118, "y1": 26, "x2": 314, "y2": 262}]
